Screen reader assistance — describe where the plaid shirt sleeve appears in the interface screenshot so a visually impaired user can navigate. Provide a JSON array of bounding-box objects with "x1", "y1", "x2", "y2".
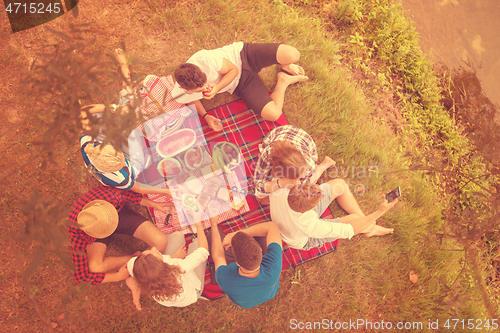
[
  {"x1": 68, "y1": 227, "x2": 105, "y2": 285},
  {"x1": 253, "y1": 147, "x2": 273, "y2": 194},
  {"x1": 120, "y1": 189, "x2": 143, "y2": 205},
  {"x1": 286, "y1": 127, "x2": 317, "y2": 184}
]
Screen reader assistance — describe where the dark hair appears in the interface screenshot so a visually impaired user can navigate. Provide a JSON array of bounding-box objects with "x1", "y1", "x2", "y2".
[
  {"x1": 174, "y1": 63, "x2": 207, "y2": 90},
  {"x1": 288, "y1": 183, "x2": 323, "y2": 213},
  {"x1": 270, "y1": 140, "x2": 307, "y2": 179},
  {"x1": 132, "y1": 254, "x2": 184, "y2": 302},
  {"x1": 231, "y1": 232, "x2": 262, "y2": 271}
]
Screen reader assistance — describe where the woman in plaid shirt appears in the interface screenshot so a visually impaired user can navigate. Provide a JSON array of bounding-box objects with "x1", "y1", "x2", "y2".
[{"x1": 253, "y1": 125, "x2": 335, "y2": 204}]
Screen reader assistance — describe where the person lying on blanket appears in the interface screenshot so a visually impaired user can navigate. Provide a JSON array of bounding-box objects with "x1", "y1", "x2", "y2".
[
  {"x1": 210, "y1": 216, "x2": 283, "y2": 308},
  {"x1": 68, "y1": 186, "x2": 173, "y2": 285},
  {"x1": 172, "y1": 42, "x2": 308, "y2": 124},
  {"x1": 79, "y1": 48, "x2": 172, "y2": 196},
  {"x1": 125, "y1": 219, "x2": 209, "y2": 309},
  {"x1": 253, "y1": 125, "x2": 334, "y2": 205},
  {"x1": 269, "y1": 182, "x2": 397, "y2": 250}
]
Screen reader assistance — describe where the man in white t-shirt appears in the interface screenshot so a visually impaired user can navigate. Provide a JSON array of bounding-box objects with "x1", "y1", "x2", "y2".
[
  {"x1": 269, "y1": 179, "x2": 397, "y2": 250},
  {"x1": 173, "y1": 42, "x2": 308, "y2": 129}
]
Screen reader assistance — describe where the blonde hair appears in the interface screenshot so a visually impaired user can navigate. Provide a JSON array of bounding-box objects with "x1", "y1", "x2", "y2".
[
  {"x1": 270, "y1": 140, "x2": 307, "y2": 179},
  {"x1": 288, "y1": 183, "x2": 323, "y2": 213},
  {"x1": 84, "y1": 143, "x2": 125, "y2": 173}
]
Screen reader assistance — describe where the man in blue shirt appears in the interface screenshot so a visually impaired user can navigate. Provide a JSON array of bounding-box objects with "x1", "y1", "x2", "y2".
[{"x1": 210, "y1": 217, "x2": 283, "y2": 308}]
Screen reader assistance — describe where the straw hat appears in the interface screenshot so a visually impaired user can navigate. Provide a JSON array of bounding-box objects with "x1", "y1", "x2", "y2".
[
  {"x1": 77, "y1": 200, "x2": 119, "y2": 238},
  {"x1": 84, "y1": 143, "x2": 126, "y2": 173}
]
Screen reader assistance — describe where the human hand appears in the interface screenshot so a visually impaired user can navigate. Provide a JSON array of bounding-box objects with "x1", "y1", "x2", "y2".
[
  {"x1": 320, "y1": 156, "x2": 336, "y2": 169},
  {"x1": 222, "y1": 232, "x2": 236, "y2": 250},
  {"x1": 202, "y1": 84, "x2": 217, "y2": 99},
  {"x1": 206, "y1": 115, "x2": 223, "y2": 132},
  {"x1": 378, "y1": 194, "x2": 398, "y2": 214},
  {"x1": 154, "y1": 201, "x2": 175, "y2": 213},
  {"x1": 172, "y1": 245, "x2": 187, "y2": 259},
  {"x1": 133, "y1": 251, "x2": 142, "y2": 256},
  {"x1": 185, "y1": 201, "x2": 205, "y2": 224},
  {"x1": 170, "y1": 188, "x2": 183, "y2": 200}
]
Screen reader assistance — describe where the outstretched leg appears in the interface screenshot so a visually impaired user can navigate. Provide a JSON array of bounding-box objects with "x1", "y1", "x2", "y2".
[
  {"x1": 114, "y1": 48, "x2": 132, "y2": 90},
  {"x1": 260, "y1": 45, "x2": 308, "y2": 121},
  {"x1": 363, "y1": 224, "x2": 394, "y2": 237},
  {"x1": 328, "y1": 179, "x2": 394, "y2": 237},
  {"x1": 327, "y1": 178, "x2": 365, "y2": 217}
]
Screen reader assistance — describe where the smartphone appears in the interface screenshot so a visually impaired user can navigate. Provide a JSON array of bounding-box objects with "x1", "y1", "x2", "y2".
[
  {"x1": 386, "y1": 186, "x2": 401, "y2": 203},
  {"x1": 164, "y1": 213, "x2": 172, "y2": 225}
]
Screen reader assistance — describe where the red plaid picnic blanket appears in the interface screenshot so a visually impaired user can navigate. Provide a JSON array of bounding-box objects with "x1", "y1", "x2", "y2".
[
  {"x1": 134, "y1": 76, "x2": 338, "y2": 282},
  {"x1": 199, "y1": 99, "x2": 339, "y2": 273}
]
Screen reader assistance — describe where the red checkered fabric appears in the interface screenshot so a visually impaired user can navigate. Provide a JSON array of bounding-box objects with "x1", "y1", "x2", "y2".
[
  {"x1": 67, "y1": 186, "x2": 143, "y2": 285},
  {"x1": 198, "y1": 100, "x2": 339, "y2": 272},
  {"x1": 139, "y1": 91, "x2": 339, "y2": 283}
]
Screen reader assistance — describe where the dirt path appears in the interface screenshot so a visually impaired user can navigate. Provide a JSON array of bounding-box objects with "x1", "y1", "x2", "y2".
[{"x1": 401, "y1": 0, "x2": 500, "y2": 107}]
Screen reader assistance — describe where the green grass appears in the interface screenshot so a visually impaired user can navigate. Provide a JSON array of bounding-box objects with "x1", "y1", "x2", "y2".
[{"x1": 2, "y1": 0, "x2": 497, "y2": 332}]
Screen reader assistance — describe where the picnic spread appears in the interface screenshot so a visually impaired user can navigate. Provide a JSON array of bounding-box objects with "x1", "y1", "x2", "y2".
[{"x1": 126, "y1": 75, "x2": 339, "y2": 284}]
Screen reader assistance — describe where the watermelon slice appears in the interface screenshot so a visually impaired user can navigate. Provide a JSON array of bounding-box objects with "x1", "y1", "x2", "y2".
[
  {"x1": 156, "y1": 128, "x2": 197, "y2": 158},
  {"x1": 157, "y1": 158, "x2": 182, "y2": 177},
  {"x1": 184, "y1": 146, "x2": 204, "y2": 169}
]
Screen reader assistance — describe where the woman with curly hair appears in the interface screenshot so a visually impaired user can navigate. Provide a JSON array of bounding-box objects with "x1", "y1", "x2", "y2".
[{"x1": 125, "y1": 221, "x2": 209, "y2": 309}]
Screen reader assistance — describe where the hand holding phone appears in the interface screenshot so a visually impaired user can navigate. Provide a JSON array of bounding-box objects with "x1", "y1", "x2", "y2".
[{"x1": 386, "y1": 186, "x2": 401, "y2": 203}]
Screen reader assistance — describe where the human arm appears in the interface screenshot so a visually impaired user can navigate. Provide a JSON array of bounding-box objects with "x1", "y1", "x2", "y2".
[
  {"x1": 189, "y1": 100, "x2": 222, "y2": 132},
  {"x1": 130, "y1": 182, "x2": 172, "y2": 196},
  {"x1": 209, "y1": 216, "x2": 227, "y2": 270},
  {"x1": 100, "y1": 264, "x2": 130, "y2": 283},
  {"x1": 348, "y1": 197, "x2": 398, "y2": 235},
  {"x1": 222, "y1": 221, "x2": 282, "y2": 249},
  {"x1": 139, "y1": 196, "x2": 175, "y2": 213},
  {"x1": 262, "y1": 178, "x2": 300, "y2": 193},
  {"x1": 196, "y1": 222, "x2": 209, "y2": 251},
  {"x1": 309, "y1": 156, "x2": 336, "y2": 184},
  {"x1": 86, "y1": 241, "x2": 133, "y2": 283},
  {"x1": 202, "y1": 58, "x2": 239, "y2": 99},
  {"x1": 80, "y1": 104, "x2": 105, "y2": 130},
  {"x1": 306, "y1": 197, "x2": 398, "y2": 238},
  {"x1": 175, "y1": 222, "x2": 209, "y2": 272},
  {"x1": 170, "y1": 245, "x2": 187, "y2": 259}
]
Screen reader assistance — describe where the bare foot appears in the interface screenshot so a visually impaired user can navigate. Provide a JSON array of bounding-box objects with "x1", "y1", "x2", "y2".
[
  {"x1": 280, "y1": 63, "x2": 305, "y2": 76},
  {"x1": 364, "y1": 225, "x2": 394, "y2": 237},
  {"x1": 277, "y1": 72, "x2": 308, "y2": 86},
  {"x1": 126, "y1": 276, "x2": 142, "y2": 311},
  {"x1": 114, "y1": 48, "x2": 128, "y2": 66}
]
